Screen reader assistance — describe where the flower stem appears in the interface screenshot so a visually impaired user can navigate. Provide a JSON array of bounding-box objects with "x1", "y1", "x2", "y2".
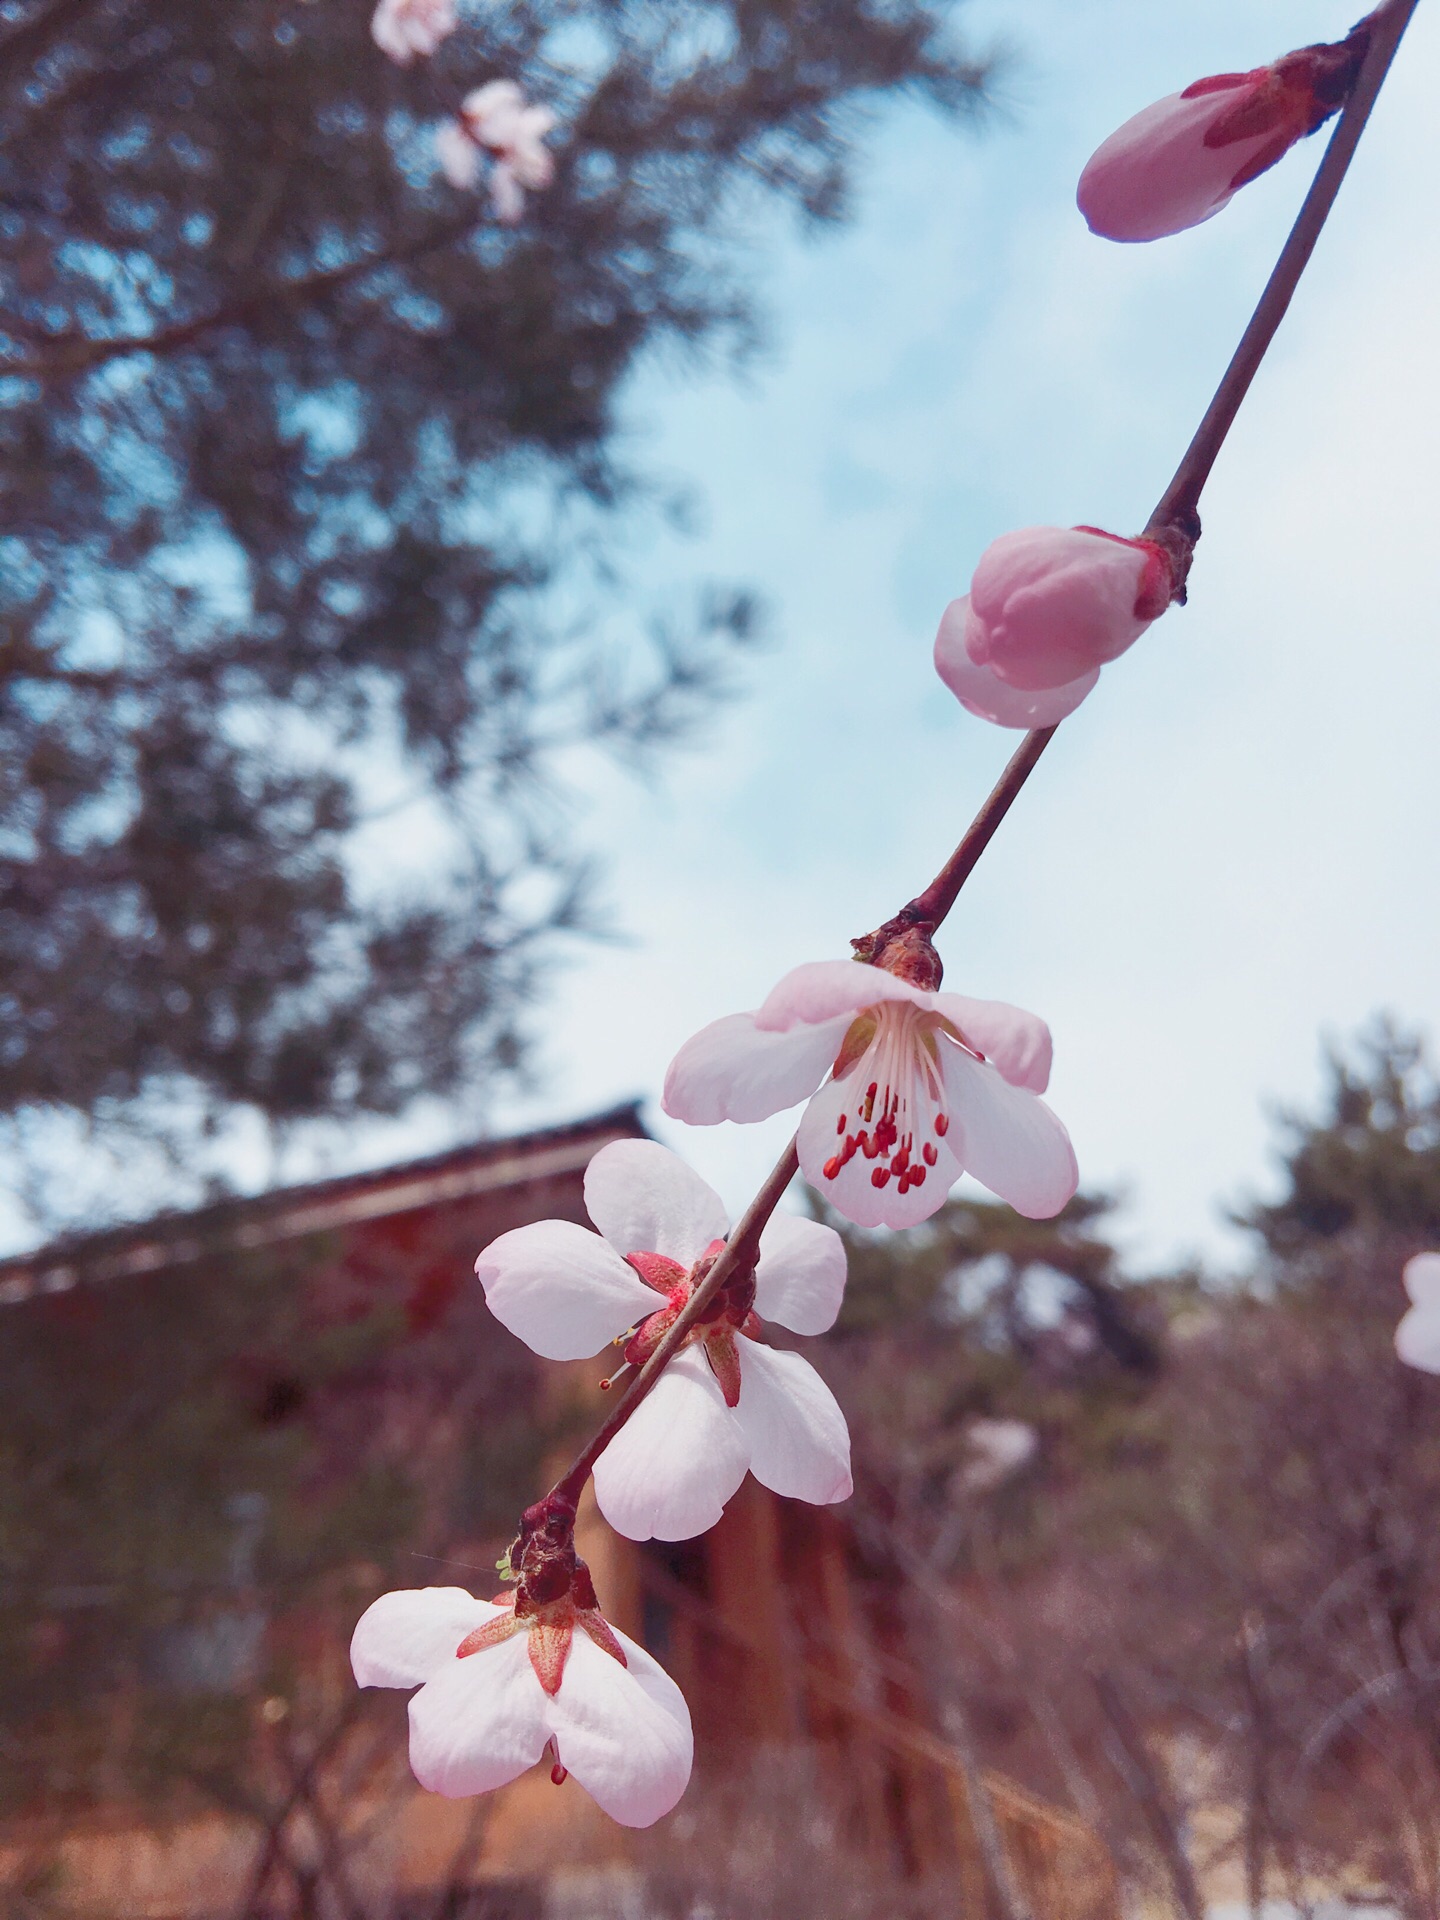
[{"x1": 539, "y1": 0, "x2": 1418, "y2": 1511}]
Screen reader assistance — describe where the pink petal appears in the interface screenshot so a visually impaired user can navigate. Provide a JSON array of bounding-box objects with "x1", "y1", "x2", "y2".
[
  {"x1": 518, "y1": 104, "x2": 558, "y2": 140},
  {"x1": 967, "y1": 528, "x2": 1157, "y2": 692},
  {"x1": 370, "y1": 0, "x2": 457, "y2": 64},
  {"x1": 475, "y1": 1219, "x2": 657, "y2": 1360},
  {"x1": 796, "y1": 1053, "x2": 963, "y2": 1231},
  {"x1": 940, "y1": 1045, "x2": 1078, "y2": 1219},
  {"x1": 733, "y1": 1343, "x2": 852, "y2": 1507},
  {"x1": 407, "y1": 1630, "x2": 549, "y2": 1797},
  {"x1": 934, "y1": 599, "x2": 1099, "y2": 729},
  {"x1": 933, "y1": 992, "x2": 1053, "y2": 1093},
  {"x1": 584, "y1": 1139, "x2": 729, "y2": 1265},
  {"x1": 489, "y1": 161, "x2": 526, "y2": 224},
  {"x1": 1078, "y1": 82, "x2": 1279, "y2": 242},
  {"x1": 352, "y1": 1587, "x2": 497, "y2": 1690},
  {"x1": 435, "y1": 121, "x2": 480, "y2": 191},
  {"x1": 508, "y1": 136, "x2": 556, "y2": 190},
  {"x1": 592, "y1": 1346, "x2": 748, "y2": 1541},
  {"x1": 663, "y1": 1010, "x2": 848, "y2": 1124},
  {"x1": 545, "y1": 1628, "x2": 694, "y2": 1828},
  {"x1": 1396, "y1": 1302, "x2": 1440, "y2": 1374},
  {"x1": 755, "y1": 959, "x2": 929, "y2": 1032},
  {"x1": 1404, "y1": 1253, "x2": 1440, "y2": 1307},
  {"x1": 462, "y1": 80, "x2": 526, "y2": 144},
  {"x1": 754, "y1": 1212, "x2": 848, "y2": 1334}
]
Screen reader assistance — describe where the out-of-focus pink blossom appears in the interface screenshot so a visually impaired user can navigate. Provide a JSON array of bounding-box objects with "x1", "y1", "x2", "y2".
[
  {"x1": 958, "y1": 525, "x2": 1175, "y2": 696},
  {"x1": 664, "y1": 961, "x2": 1077, "y2": 1232},
  {"x1": 934, "y1": 598, "x2": 1099, "y2": 730},
  {"x1": 352, "y1": 1583, "x2": 692, "y2": 1825},
  {"x1": 1078, "y1": 39, "x2": 1364, "y2": 243},
  {"x1": 956, "y1": 1416, "x2": 1038, "y2": 1495},
  {"x1": 475, "y1": 1140, "x2": 852, "y2": 1542},
  {"x1": 435, "y1": 120, "x2": 482, "y2": 190},
  {"x1": 371, "y1": 0, "x2": 457, "y2": 67},
  {"x1": 436, "y1": 79, "x2": 557, "y2": 223},
  {"x1": 1395, "y1": 1253, "x2": 1440, "y2": 1373}
]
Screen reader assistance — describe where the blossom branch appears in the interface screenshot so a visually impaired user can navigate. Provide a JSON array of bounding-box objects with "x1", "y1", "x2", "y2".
[
  {"x1": 855, "y1": 725, "x2": 1058, "y2": 959},
  {"x1": 870, "y1": 0, "x2": 1417, "y2": 960},
  {"x1": 522, "y1": 0, "x2": 1420, "y2": 1531},
  {"x1": 1148, "y1": 0, "x2": 1419, "y2": 538},
  {"x1": 543, "y1": 1137, "x2": 801, "y2": 1514}
]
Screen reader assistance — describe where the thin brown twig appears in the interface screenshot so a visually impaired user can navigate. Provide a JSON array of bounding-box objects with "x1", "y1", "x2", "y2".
[
  {"x1": 0, "y1": 211, "x2": 485, "y2": 379},
  {"x1": 1146, "y1": 0, "x2": 1419, "y2": 538},
  {"x1": 538, "y1": 0, "x2": 1418, "y2": 1518}
]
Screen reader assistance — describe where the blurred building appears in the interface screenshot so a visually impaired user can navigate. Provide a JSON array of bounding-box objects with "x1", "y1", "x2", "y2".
[{"x1": 0, "y1": 1108, "x2": 1118, "y2": 1919}]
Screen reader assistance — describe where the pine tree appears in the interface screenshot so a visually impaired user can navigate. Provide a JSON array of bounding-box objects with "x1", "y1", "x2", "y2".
[{"x1": 0, "y1": 0, "x2": 987, "y2": 1211}]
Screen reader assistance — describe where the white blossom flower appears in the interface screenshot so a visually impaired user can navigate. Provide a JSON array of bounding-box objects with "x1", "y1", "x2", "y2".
[
  {"x1": 351, "y1": 1577, "x2": 692, "y2": 1828},
  {"x1": 436, "y1": 79, "x2": 557, "y2": 223},
  {"x1": 664, "y1": 960, "x2": 1077, "y2": 1231},
  {"x1": 371, "y1": 0, "x2": 457, "y2": 68},
  {"x1": 475, "y1": 1140, "x2": 852, "y2": 1542},
  {"x1": 1395, "y1": 1253, "x2": 1440, "y2": 1373}
]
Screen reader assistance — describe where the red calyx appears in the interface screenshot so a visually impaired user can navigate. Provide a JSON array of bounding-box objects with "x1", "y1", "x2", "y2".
[{"x1": 1200, "y1": 31, "x2": 1369, "y2": 162}]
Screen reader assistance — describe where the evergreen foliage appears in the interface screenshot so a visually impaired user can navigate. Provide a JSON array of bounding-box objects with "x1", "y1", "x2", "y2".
[{"x1": 0, "y1": 0, "x2": 987, "y2": 1203}]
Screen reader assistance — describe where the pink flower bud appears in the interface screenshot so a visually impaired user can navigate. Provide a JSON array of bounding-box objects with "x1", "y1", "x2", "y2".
[
  {"x1": 1078, "y1": 35, "x2": 1365, "y2": 243},
  {"x1": 934, "y1": 601, "x2": 1099, "y2": 730},
  {"x1": 962, "y1": 525, "x2": 1174, "y2": 693}
]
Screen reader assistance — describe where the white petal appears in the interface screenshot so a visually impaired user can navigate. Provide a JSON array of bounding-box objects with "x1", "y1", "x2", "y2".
[
  {"x1": 755, "y1": 959, "x2": 930, "y2": 1030},
  {"x1": 754, "y1": 1212, "x2": 848, "y2": 1334},
  {"x1": 434, "y1": 121, "x2": 481, "y2": 191},
  {"x1": 475, "y1": 1219, "x2": 656, "y2": 1360},
  {"x1": 351, "y1": 1587, "x2": 497, "y2": 1689},
  {"x1": 462, "y1": 80, "x2": 524, "y2": 138},
  {"x1": 941, "y1": 1045, "x2": 1078, "y2": 1219},
  {"x1": 1396, "y1": 1303, "x2": 1440, "y2": 1373},
  {"x1": 663, "y1": 1010, "x2": 848, "y2": 1124},
  {"x1": 733, "y1": 1343, "x2": 852, "y2": 1507},
  {"x1": 796, "y1": 1054, "x2": 963, "y2": 1231},
  {"x1": 507, "y1": 138, "x2": 555, "y2": 190},
  {"x1": 584, "y1": 1139, "x2": 729, "y2": 1264},
  {"x1": 933, "y1": 993, "x2": 1053, "y2": 1093},
  {"x1": 518, "y1": 105, "x2": 558, "y2": 142},
  {"x1": 489, "y1": 161, "x2": 526, "y2": 224},
  {"x1": 592, "y1": 1347, "x2": 748, "y2": 1541},
  {"x1": 1404, "y1": 1252, "x2": 1440, "y2": 1307},
  {"x1": 407, "y1": 1631, "x2": 549, "y2": 1798},
  {"x1": 545, "y1": 1628, "x2": 694, "y2": 1828}
]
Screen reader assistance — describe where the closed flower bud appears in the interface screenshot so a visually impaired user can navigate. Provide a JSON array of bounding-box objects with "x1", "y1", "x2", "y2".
[
  {"x1": 962, "y1": 524, "x2": 1175, "y2": 694},
  {"x1": 1078, "y1": 33, "x2": 1366, "y2": 243}
]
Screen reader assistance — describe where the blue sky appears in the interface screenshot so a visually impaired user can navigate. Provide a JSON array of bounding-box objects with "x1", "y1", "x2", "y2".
[
  {"x1": 473, "y1": 0, "x2": 1440, "y2": 1274},
  {"x1": 10, "y1": 0, "x2": 1436, "y2": 1272}
]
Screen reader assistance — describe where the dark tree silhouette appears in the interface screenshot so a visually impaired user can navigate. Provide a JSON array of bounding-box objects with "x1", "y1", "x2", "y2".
[{"x1": 0, "y1": 0, "x2": 987, "y2": 1212}]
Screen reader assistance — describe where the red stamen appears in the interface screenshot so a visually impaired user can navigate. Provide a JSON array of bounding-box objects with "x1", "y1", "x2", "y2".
[{"x1": 934, "y1": 1113, "x2": 949, "y2": 1136}]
